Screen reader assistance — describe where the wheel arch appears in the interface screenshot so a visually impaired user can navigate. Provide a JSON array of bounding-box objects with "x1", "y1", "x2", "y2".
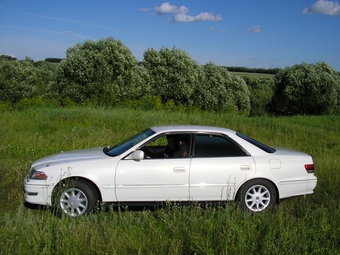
[
  {"x1": 52, "y1": 176, "x2": 102, "y2": 203},
  {"x1": 235, "y1": 178, "x2": 279, "y2": 204}
]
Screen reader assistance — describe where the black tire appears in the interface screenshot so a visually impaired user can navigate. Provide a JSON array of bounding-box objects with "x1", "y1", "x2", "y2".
[
  {"x1": 238, "y1": 179, "x2": 277, "y2": 212},
  {"x1": 53, "y1": 179, "x2": 98, "y2": 217}
]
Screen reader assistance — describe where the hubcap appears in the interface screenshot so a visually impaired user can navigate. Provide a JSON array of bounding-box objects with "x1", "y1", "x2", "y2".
[
  {"x1": 60, "y1": 188, "x2": 88, "y2": 217},
  {"x1": 245, "y1": 185, "x2": 271, "y2": 212}
]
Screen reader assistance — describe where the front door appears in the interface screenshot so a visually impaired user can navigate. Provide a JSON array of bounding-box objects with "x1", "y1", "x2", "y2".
[{"x1": 115, "y1": 157, "x2": 191, "y2": 202}]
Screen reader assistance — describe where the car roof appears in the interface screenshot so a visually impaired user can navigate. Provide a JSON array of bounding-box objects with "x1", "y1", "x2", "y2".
[{"x1": 150, "y1": 125, "x2": 236, "y2": 135}]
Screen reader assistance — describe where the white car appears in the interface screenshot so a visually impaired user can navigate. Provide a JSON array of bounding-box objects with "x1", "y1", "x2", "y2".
[{"x1": 24, "y1": 125, "x2": 317, "y2": 217}]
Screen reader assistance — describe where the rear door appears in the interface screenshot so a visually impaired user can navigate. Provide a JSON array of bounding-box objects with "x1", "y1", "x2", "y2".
[{"x1": 189, "y1": 134, "x2": 256, "y2": 201}]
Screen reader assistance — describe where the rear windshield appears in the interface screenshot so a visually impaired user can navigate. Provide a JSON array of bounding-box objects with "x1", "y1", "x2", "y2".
[{"x1": 236, "y1": 132, "x2": 276, "y2": 153}]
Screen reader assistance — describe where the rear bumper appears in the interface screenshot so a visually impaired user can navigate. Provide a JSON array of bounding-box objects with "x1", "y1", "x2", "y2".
[
  {"x1": 278, "y1": 176, "x2": 317, "y2": 198},
  {"x1": 307, "y1": 177, "x2": 318, "y2": 193}
]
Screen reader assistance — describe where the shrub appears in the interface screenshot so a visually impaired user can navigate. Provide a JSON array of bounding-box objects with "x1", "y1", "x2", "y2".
[
  {"x1": 197, "y1": 62, "x2": 250, "y2": 115},
  {"x1": 270, "y1": 62, "x2": 340, "y2": 115},
  {"x1": 121, "y1": 94, "x2": 163, "y2": 110},
  {"x1": 143, "y1": 47, "x2": 204, "y2": 106},
  {"x1": 0, "y1": 59, "x2": 54, "y2": 104},
  {"x1": 15, "y1": 96, "x2": 60, "y2": 109},
  {"x1": 243, "y1": 76, "x2": 275, "y2": 116},
  {"x1": 55, "y1": 37, "x2": 150, "y2": 106}
]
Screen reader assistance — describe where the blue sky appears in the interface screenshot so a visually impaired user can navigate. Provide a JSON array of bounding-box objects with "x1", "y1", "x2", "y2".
[{"x1": 1, "y1": 0, "x2": 339, "y2": 71}]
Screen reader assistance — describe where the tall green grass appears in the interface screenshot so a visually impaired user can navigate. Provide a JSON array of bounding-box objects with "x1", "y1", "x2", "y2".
[{"x1": 1, "y1": 106, "x2": 339, "y2": 254}]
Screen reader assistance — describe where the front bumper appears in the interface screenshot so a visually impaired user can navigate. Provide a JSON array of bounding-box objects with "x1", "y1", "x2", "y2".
[{"x1": 23, "y1": 176, "x2": 54, "y2": 205}]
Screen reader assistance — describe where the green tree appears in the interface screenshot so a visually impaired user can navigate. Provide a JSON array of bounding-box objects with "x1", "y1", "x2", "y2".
[
  {"x1": 198, "y1": 62, "x2": 250, "y2": 114},
  {"x1": 0, "y1": 55, "x2": 17, "y2": 61},
  {"x1": 270, "y1": 62, "x2": 340, "y2": 115},
  {"x1": 56, "y1": 37, "x2": 149, "y2": 106},
  {"x1": 199, "y1": 62, "x2": 233, "y2": 111},
  {"x1": 0, "y1": 58, "x2": 52, "y2": 104},
  {"x1": 143, "y1": 47, "x2": 203, "y2": 106},
  {"x1": 45, "y1": 58, "x2": 63, "y2": 63},
  {"x1": 230, "y1": 75, "x2": 251, "y2": 115}
]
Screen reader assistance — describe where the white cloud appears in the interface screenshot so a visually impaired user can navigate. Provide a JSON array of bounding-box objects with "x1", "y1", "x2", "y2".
[
  {"x1": 247, "y1": 25, "x2": 261, "y2": 33},
  {"x1": 302, "y1": 0, "x2": 340, "y2": 16},
  {"x1": 174, "y1": 11, "x2": 222, "y2": 22},
  {"x1": 155, "y1": 2, "x2": 178, "y2": 15},
  {"x1": 153, "y1": 2, "x2": 222, "y2": 22}
]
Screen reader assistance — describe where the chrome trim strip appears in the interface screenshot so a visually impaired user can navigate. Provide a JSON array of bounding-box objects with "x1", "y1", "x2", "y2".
[
  {"x1": 279, "y1": 179, "x2": 317, "y2": 185},
  {"x1": 102, "y1": 184, "x2": 115, "y2": 189},
  {"x1": 116, "y1": 184, "x2": 189, "y2": 188},
  {"x1": 190, "y1": 183, "x2": 236, "y2": 187},
  {"x1": 115, "y1": 183, "x2": 236, "y2": 188}
]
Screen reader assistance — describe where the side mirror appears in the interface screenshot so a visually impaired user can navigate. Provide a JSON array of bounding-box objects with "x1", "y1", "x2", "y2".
[{"x1": 127, "y1": 150, "x2": 144, "y2": 160}]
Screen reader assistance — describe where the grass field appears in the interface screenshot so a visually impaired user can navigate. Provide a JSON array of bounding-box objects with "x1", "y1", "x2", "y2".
[
  {"x1": 229, "y1": 71, "x2": 275, "y2": 78},
  {"x1": 1, "y1": 106, "x2": 339, "y2": 254}
]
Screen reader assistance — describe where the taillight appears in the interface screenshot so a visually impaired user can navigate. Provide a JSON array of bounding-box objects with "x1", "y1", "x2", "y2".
[{"x1": 305, "y1": 164, "x2": 314, "y2": 173}]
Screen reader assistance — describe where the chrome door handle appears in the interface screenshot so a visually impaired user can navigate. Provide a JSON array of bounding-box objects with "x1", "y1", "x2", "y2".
[
  {"x1": 240, "y1": 165, "x2": 252, "y2": 171},
  {"x1": 173, "y1": 167, "x2": 186, "y2": 172}
]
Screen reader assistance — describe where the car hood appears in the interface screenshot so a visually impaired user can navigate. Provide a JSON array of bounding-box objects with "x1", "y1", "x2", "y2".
[{"x1": 32, "y1": 148, "x2": 109, "y2": 168}]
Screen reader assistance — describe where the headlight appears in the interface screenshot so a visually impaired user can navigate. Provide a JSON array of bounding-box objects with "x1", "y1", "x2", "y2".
[{"x1": 28, "y1": 168, "x2": 48, "y2": 180}]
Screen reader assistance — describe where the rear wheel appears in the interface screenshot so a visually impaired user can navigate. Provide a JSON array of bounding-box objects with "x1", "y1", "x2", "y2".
[
  {"x1": 238, "y1": 179, "x2": 277, "y2": 212},
  {"x1": 53, "y1": 179, "x2": 98, "y2": 217}
]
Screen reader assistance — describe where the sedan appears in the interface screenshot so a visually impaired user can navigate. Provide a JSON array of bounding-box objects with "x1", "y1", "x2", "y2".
[{"x1": 23, "y1": 125, "x2": 317, "y2": 217}]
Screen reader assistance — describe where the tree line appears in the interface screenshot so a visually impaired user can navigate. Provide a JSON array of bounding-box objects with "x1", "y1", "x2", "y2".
[
  {"x1": 1, "y1": 37, "x2": 339, "y2": 116},
  {"x1": 225, "y1": 66, "x2": 281, "y2": 75}
]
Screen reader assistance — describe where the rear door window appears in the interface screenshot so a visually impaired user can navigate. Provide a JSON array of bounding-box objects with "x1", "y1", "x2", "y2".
[{"x1": 193, "y1": 134, "x2": 246, "y2": 158}]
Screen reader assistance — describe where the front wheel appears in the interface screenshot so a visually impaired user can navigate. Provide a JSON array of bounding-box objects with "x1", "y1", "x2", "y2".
[
  {"x1": 238, "y1": 179, "x2": 277, "y2": 212},
  {"x1": 53, "y1": 179, "x2": 98, "y2": 217}
]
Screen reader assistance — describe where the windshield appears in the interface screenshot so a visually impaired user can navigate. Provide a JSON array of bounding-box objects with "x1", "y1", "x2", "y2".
[{"x1": 104, "y1": 128, "x2": 155, "y2": 156}]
